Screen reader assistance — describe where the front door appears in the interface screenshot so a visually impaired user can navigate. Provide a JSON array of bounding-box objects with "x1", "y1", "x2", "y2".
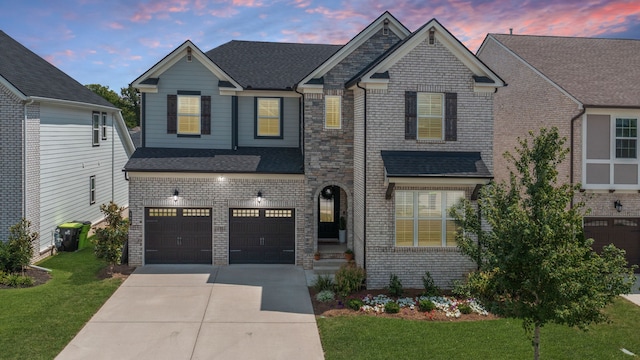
[{"x1": 318, "y1": 186, "x2": 339, "y2": 239}]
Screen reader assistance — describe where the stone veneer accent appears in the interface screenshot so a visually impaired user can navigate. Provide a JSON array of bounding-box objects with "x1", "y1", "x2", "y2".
[
  {"x1": 128, "y1": 175, "x2": 305, "y2": 267},
  {"x1": 356, "y1": 38, "x2": 495, "y2": 289},
  {"x1": 302, "y1": 29, "x2": 401, "y2": 265}
]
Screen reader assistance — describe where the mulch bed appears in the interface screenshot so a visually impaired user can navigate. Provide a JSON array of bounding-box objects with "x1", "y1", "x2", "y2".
[
  {"x1": 0, "y1": 267, "x2": 52, "y2": 289},
  {"x1": 309, "y1": 288, "x2": 499, "y2": 322},
  {"x1": 96, "y1": 264, "x2": 136, "y2": 280}
]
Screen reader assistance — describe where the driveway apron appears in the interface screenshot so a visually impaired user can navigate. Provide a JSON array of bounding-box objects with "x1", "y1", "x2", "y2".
[{"x1": 56, "y1": 265, "x2": 324, "y2": 360}]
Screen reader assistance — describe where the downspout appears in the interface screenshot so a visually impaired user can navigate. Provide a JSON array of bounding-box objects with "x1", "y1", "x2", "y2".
[
  {"x1": 294, "y1": 86, "x2": 305, "y2": 160},
  {"x1": 112, "y1": 113, "x2": 115, "y2": 201},
  {"x1": 23, "y1": 98, "x2": 34, "y2": 219},
  {"x1": 569, "y1": 107, "x2": 586, "y2": 208},
  {"x1": 356, "y1": 82, "x2": 367, "y2": 270}
]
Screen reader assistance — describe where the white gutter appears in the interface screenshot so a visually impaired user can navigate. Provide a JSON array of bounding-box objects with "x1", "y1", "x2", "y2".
[{"x1": 28, "y1": 96, "x2": 119, "y2": 112}]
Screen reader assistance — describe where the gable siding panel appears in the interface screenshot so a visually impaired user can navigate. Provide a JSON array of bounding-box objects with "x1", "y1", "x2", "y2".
[{"x1": 144, "y1": 56, "x2": 232, "y2": 149}]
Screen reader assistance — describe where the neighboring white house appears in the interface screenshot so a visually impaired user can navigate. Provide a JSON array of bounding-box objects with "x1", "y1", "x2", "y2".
[{"x1": 0, "y1": 30, "x2": 135, "y2": 261}]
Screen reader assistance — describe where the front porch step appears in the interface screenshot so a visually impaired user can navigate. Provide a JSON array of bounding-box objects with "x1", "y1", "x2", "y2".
[{"x1": 313, "y1": 258, "x2": 347, "y2": 274}]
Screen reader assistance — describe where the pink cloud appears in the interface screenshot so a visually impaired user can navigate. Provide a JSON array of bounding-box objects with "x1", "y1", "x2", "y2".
[
  {"x1": 108, "y1": 22, "x2": 125, "y2": 30},
  {"x1": 232, "y1": 0, "x2": 263, "y2": 6},
  {"x1": 130, "y1": 0, "x2": 190, "y2": 23},
  {"x1": 291, "y1": 0, "x2": 311, "y2": 8},
  {"x1": 139, "y1": 38, "x2": 163, "y2": 49},
  {"x1": 209, "y1": 6, "x2": 239, "y2": 18}
]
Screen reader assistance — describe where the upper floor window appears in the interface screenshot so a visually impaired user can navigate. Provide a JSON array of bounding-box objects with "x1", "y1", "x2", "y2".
[
  {"x1": 101, "y1": 112, "x2": 108, "y2": 140},
  {"x1": 178, "y1": 95, "x2": 201, "y2": 135},
  {"x1": 166, "y1": 92, "x2": 211, "y2": 136},
  {"x1": 395, "y1": 190, "x2": 464, "y2": 247},
  {"x1": 325, "y1": 96, "x2": 341, "y2": 129},
  {"x1": 92, "y1": 112, "x2": 100, "y2": 146},
  {"x1": 615, "y1": 118, "x2": 637, "y2": 159},
  {"x1": 417, "y1": 93, "x2": 444, "y2": 140},
  {"x1": 405, "y1": 91, "x2": 457, "y2": 141},
  {"x1": 584, "y1": 113, "x2": 640, "y2": 189},
  {"x1": 255, "y1": 97, "x2": 282, "y2": 138}
]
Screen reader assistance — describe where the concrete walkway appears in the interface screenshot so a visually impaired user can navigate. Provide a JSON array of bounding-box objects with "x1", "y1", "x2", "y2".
[
  {"x1": 622, "y1": 274, "x2": 640, "y2": 307},
  {"x1": 56, "y1": 265, "x2": 324, "y2": 360}
]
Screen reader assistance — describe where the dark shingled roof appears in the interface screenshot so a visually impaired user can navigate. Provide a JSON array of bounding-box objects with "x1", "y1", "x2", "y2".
[
  {"x1": 0, "y1": 31, "x2": 115, "y2": 107},
  {"x1": 124, "y1": 147, "x2": 303, "y2": 174},
  {"x1": 491, "y1": 34, "x2": 640, "y2": 107},
  {"x1": 381, "y1": 151, "x2": 492, "y2": 178},
  {"x1": 206, "y1": 40, "x2": 341, "y2": 90}
]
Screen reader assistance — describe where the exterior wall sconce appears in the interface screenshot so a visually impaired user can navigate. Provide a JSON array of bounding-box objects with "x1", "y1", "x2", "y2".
[
  {"x1": 257, "y1": 191, "x2": 262, "y2": 204},
  {"x1": 614, "y1": 200, "x2": 622, "y2": 212},
  {"x1": 173, "y1": 189, "x2": 179, "y2": 202}
]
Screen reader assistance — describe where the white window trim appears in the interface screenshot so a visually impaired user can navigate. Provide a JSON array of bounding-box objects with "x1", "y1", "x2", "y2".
[
  {"x1": 177, "y1": 95, "x2": 201, "y2": 135},
  {"x1": 89, "y1": 175, "x2": 96, "y2": 205},
  {"x1": 101, "y1": 112, "x2": 108, "y2": 140},
  {"x1": 256, "y1": 97, "x2": 282, "y2": 138},
  {"x1": 416, "y1": 92, "x2": 444, "y2": 141},
  {"x1": 395, "y1": 190, "x2": 462, "y2": 247},
  {"x1": 324, "y1": 95, "x2": 342, "y2": 129},
  {"x1": 583, "y1": 110, "x2": 640, "y2": 190},
  {"x1": 92, "y1": 112, "x2": 100, "y2": 146}
]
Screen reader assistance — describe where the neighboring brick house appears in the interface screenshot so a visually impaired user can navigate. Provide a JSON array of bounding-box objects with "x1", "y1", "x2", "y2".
[
  {"x1": 0, "y1": 31, "x2": 134, "y2": 261},
  {"x1": 477, "y1": 34, "x2": 640, "y2": 269},
  {"x1": 126, "y1": 12, "x2": 503, "y2": 288}
]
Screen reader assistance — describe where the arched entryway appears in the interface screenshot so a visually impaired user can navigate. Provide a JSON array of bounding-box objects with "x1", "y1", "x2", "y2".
[{"x1": 317, "y1": 185, "x2": 347, "y2": 244}]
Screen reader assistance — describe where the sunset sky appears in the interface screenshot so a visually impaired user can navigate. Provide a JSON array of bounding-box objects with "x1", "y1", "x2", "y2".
[{"x1": 2, "y1": 0, "x2": 639, "y2": 92}]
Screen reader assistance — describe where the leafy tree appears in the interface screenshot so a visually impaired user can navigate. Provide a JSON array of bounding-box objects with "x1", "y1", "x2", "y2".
[
  {"x1": 451, "y1": 127, "x2": 636, "y2": 360},
  {"x1": 86, "y1": 84, "x2": 140, "y2": 128},
  {"x1": 92, "y1": 202, "x2": 129, "y2": 271},
  {"x1": 0, "y1": 219, "x2": 38, "y2": 274}
]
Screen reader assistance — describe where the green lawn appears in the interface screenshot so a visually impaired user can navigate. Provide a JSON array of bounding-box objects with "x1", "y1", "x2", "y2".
[
  {"x1": 318, "y1": 298, "x2": 640, "y2": 360},
  {"x1": 0, "y1": 247, "x2": 123, "y2": 360}
]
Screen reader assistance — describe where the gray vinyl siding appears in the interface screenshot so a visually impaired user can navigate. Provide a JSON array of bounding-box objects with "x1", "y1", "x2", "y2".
[
  {"x1": 237, "y1": 96, "x2": 299, "y2": 147},
  {"x1": 39, "y1": 104, "x2": 129, "y2": 251},
  {"x1": 144, "y1": 55, "x2": 232, "y2": 149}
]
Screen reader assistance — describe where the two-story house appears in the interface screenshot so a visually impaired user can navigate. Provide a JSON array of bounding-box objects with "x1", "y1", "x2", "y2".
[
  {"x1": 0, "y1": 31, "x2": 134, "y2": 261},
  {"x1": 126, "y1": 12, "x2": 503, "y2": 288},
  {"x1": 477, "y1": 34, "x2": 640, "y2": 269}
]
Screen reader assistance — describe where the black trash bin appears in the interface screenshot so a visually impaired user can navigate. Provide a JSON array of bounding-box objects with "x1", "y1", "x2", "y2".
[{"x1": 54, "y1": 223, "x2": 84, "y2": 252}]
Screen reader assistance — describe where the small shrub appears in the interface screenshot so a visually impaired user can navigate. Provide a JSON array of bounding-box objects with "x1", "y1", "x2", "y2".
[
  {"x1": 387, "y1": 273, "x2": 403, "y2": 297},
  {"x1": 422, "y1": 271, "x2": 439, "y2": 296},
  {"x1": 451, "y1": 279, "x2": 472, "y2": 299},
  {"x1": 92, "y1": 202, "x2": 129, "y2": 267},
  {"x1": 315, "y1": 290, "x2": 335, "y2": 302},
  {"x1": 458, "y1": 303, "x2": 472, "y2": 314},
  {"x1": 0, "y1": 219, "x2": 38, "y2": 273},
  {"x1": 418, "y1": 299, "x2": 436, "y2": 312},
  {"x1": 334, "y1": 263, "x2": 366, "y2": 297},
  {"x1": 384, "y1": 301, "x2": 400, "y2": 314},
  {"x1": 347, "y1": 298, "x2": 364, "y2": 311},
  {"x1": 0, "y1": 271, "x2": 34, "y2": 287},
  {"x1": 312, "y1": 274, "x2": 335, "y2": 292}
]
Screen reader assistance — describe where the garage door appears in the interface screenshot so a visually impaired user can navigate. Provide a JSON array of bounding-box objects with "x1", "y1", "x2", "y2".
[
  {"x1": 584, "y1": 217, "x2": 640, "y2": 270},
  {"x1": 145, "y1": 208, "x2": 212, "y2": 264},
  {"x1": 229, "y1": 208, "x2": 295, "y2": 264}
]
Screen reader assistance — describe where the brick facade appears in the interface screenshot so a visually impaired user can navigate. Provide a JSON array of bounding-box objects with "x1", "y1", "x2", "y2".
[
  {"x1": 358, "y1": 38, "x2": 494, "y2": 289},
  {"x1": 128, "y1": 175, "x2": 305, "y2": 267}
]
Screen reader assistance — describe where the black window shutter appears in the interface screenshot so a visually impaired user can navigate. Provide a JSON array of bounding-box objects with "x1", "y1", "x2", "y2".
[
  {"x1": 445, "y1": 92, "x2": 457, "y2": 141},
  {"x1": 201, "y1": 95, "x2": 211, "y2": 135},
  {"x1": 167, "y1": 94, "x2": 177, "y2": 134},
  {"x1": 405, "y1": 91, "x2": 417, "y2": 140}
]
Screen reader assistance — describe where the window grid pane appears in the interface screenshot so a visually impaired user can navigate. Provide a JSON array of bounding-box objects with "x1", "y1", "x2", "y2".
[
  {"x1": 325, "y1": 96, "x2": 341, "y2": 129},
  {"x1": 178, "y1": 95, "x2": 201, "y2": 134},
  {"x1": 417, "y1": 93, "x2": 443, "y2": 140},
  {"x1": 319, "y1": 197, "x2": 334, "y2": 222},
  {"x1": 615, "y1": 118, "x2": 637, "y2": 159},
  {"x1": 257, "y1": 99, "x2": 280, "y2": 136}
]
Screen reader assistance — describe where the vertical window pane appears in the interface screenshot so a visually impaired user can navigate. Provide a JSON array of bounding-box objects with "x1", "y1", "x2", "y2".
[
  {"x1": 418, "y1": 192, "x2": 441, "y2": 217},
  {"x1": 92, "y1": 113, "x2": 100, "y2": 145},
  {"x1": 418, "y1": 220, "x2": 442, "y2": 246},
  {"x1": 177, "y1": 95, "x2": 200, "y2": 134},
  {"x1": 257, "y1": 98, "x2": 281, "y2": 137},
  {"x1": 325, "y1": 96, "x2": 341, "y2": 129},
  {"x1": 395, "y1": 219, "x2": 414, "y2": 246},
  {"x1": 445, "y1": 220, "x2": 458, "y2": 247},
  {"x1": 395, "y1": 192, "x2": 413, "y2": 217},
  {"x1": 616, "y1": 118, "x2": 637, "y2": 159},
  {"x1": 320, "y1": 197, "x2": 334, "y2": 222},
  {"x1": 417, "y1": 93, "x2": 443, "y2": 140}
]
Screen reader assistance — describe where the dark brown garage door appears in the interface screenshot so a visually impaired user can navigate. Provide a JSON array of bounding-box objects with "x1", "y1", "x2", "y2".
[
  {"x1": 229, "y1": 208, "x2": 295, "y2": 264},
  {"x1": 584, "y1": 217, "x2": 640, "y2": 270},
  {"x1": 145, "y1": 208, "x2": 212, "y2": 264}
]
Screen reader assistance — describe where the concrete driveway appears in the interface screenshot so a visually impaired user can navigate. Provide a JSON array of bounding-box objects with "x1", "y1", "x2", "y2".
[{"x1": 56, "y1": 265, "x2": 324, "y2": 360}]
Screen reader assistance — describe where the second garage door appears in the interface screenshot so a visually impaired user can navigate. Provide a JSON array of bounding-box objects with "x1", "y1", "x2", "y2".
[
  {"x1": 584, "y1": 217, "x2": 640, "y2": 271},
  {"x1": 145, "y1": 208, "x2": 212, "y2": 264},
  {"x1": 229, "y1": 208, "x2": 295, "y2": 264}
]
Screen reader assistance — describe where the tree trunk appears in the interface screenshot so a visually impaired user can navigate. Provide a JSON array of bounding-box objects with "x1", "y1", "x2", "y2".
[{"x1": 533, "y1": 325, "x2": 541, "y2": 360}]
